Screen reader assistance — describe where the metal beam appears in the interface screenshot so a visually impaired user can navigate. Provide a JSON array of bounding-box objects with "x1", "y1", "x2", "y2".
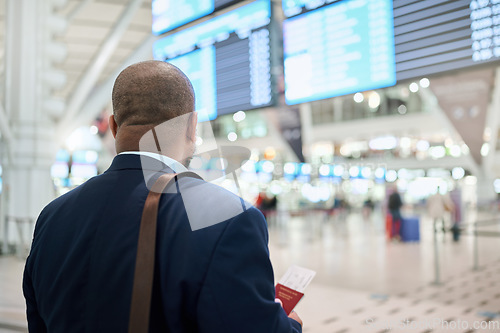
[
  {"x1": 57, "y1": 0, "x2": 143, "y2": 135},
  {"x1": 66, "y1": 0, "x2": 93, "y2": 22},
  {"x1": 57, "y1": 35, "x2": 155, "y2": 143}
]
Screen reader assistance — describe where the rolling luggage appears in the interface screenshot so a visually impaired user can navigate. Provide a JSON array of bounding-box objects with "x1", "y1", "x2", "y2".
[
  {"x1": 400, "y1": 217, "x2": 420, "y2": 242},
  {"x1": 385, "y1": 214, "x2": 393, "y2": 240}
]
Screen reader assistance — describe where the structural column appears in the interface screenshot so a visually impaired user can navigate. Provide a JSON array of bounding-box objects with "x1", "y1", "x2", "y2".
[
  {"x1": 299, "y1": 103, "x2": 313, "y2": 162},
  {"x1": 1, "y1": 0, "x2": 59, "y2": 251}
]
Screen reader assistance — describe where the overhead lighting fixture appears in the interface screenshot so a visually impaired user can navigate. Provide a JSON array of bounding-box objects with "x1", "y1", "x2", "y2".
[
  {"x1": 399, "y1": 137, "x2": 412, "y2": 149},
  {"x1": 416, "y1": 140, "x2": 430, "y2": 151},
  {"x1": 369, "y1": 136, "x2": 397, "y2": 150},
  {"x1": 361, "y1": 167, "x2": 372, "y2": 178},
  {"x1": 349, "y1": 166, "x2": 360, "y2": 178},
  {"x1": 368, "y1": 91, "x2": 380, "y2": 109},
  {"x1": 261, "y1": 161, "x2": 275, "y2": 173},
  {"x1": 319, "y1": 164, "x2": 331, "y2": 177},
  {"x1": 494, "y1": 179, "x2": 500, "y2": 193},
  {"x1": 233, "y1": 111, "x2": 246, "y2": 122},
  {"x1": 409, "y1": 82, "x2": 419, "y2": 93},
  {"x1": 419, "y1": 78, "x2": 430, "y2": 88},
  {"x1": 450, "y1": 145, "x2": 461, "y2": 157},
  {"x1": 461, "y1": 144, "x2": 470, "y2": 155},
  {"x1": 284, "y1": 162, "x2": 296, "y2": 175},
  {"x1": 333, "y1": 165, "x2": 344, "y2": 177},
  {"x1": 301, "y1": 163, "x2": 312, "y2": 175},
  {"x1": 481, "y1": 142, "x2": 490, "y2": 157},
  {"x1": 397, "y1": 105, "x2": 407, "y2": 114},
  {"x1": 227, "y1": 132, "x2": 237, "y2": 142},
  {"x1": 429, "y1": 146, "x2": 446, "y2": 159},
  {"x1": 385, "y1": 170, "x2": 398, "y2": 182},
  {"x1": 452, "y1": 167, "x2": 465, "y2": 180},
  {"x1": 374, "y1": 167, "x2": 385, "y2": 179},
  {"x1": 353, "y1": 92, "x2": 364, "y2": 103}
]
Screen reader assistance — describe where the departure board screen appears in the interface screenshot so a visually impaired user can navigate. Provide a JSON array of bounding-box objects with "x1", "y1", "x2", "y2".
[
  {"x1": 282, "y1": 0, "x2": 338, "y2": 18},
  {"x1": 394, "y1": 0, "x2": 500, "y2": 81},
  {"x1": 285, "y1": 1, "x2": 500, "y2": 86},
  {"x1": 283, "y1": 0, "x2": 396, "y2": 105},
  {"x1": 153, "y1": 0, "x2": 273, "y2": 121},
  {"x1": 152, "y1": 0, "x2": 242, "y2": 35}
]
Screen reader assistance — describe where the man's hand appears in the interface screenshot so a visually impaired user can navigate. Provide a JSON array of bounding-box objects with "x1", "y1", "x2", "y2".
[
  {"x1": 288, "y1": 311, "x2": 302, "y2": 327},
  {"x1": 275, "y1": 299, "x2": 303, "y2": 327}
]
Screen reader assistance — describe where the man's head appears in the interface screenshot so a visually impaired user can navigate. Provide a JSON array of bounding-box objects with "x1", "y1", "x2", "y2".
[{"x1": 109, "y1": 60, "x2": 197, "y2": 166}]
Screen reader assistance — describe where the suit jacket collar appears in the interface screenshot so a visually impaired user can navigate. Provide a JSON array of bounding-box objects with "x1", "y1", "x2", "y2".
[{"x1": 105, "y1": 154, "x2": 174, "y2": 173}]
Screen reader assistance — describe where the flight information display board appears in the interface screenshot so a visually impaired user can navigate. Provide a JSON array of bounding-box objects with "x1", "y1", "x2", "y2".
[
  {"x1": 282, "y1": 0, "x2": 337, "y2": 18},
  {"x1": 152, "y1": 0, "x2": 242, "y2": 35},
  {"x1": 394, "y1": 0, "x2": 500, "y2": 81},
  {"x1": 283, "y1": 0, "x2": 396, "y2": 105},
  {"x1": 153, "y1": 0, "x2": 273, "y2": 121},
  {"x1": 284, "y1": 0, "x2": 500, "y2": 90}
]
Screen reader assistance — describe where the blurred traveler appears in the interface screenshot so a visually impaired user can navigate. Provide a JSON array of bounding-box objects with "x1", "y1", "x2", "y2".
[
  {"x1": 331, "y1": 193, "x2": 348, "y2": 220},
  {"x1": 267, "y1": 194, "x2": 278, "y2": 211},
  {"x1": 257, "y1": 191, "x2": 277, "y2": 213},
  {"x1": 449, "y1": 188, "x2": 462, "y2": 242},
  {"x1": 427, "y1": 186, "x2": 455, "y2": 235},
  {"x1": 256, "y1": 191, "x2": 266, "y2": 210},
  {"x1": 265, "y1": 193, "x2": 278, "y2": 225},
  {"x1": 23, "y1": 61, "x2": 302, "y2": 333},
  {"x1": 388, "y1": 189, "x2": 403, "y2": 239},
  {"x1": 362, "y1": 197, "x2": 375, "y2": 220},
  {"x1": 257, "y1": 191, "x2": 278, "y2": 226}
]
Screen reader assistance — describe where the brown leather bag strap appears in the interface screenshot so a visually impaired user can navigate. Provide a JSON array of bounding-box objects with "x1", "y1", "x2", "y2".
[
  {"x1": 128, "y1": 171, "x2": 203, "y2": 332},
  {"x1": 128, "y1": 173, "x2": 177, "y2": 333}
]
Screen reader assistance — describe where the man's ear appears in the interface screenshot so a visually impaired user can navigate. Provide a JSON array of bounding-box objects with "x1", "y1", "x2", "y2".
[
  {"x1": 186, "y1": 112, "x2": 198, "y2": 143},
  {"x1": 109, "y1": 115, "x2": 118, "y2": 138}
]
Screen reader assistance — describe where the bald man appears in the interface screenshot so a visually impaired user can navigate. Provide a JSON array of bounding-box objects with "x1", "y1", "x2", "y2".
[{"x1": 23, "y1": 61, "x2": 303, "y2": 333}]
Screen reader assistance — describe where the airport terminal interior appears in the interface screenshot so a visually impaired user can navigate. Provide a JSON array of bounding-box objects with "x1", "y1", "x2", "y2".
[{"x1": 2, "y1": 0, "x2": 500, "y2": 332}]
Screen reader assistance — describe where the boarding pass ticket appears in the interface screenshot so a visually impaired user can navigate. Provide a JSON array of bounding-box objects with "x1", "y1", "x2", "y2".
[{"x1": 278, "y1": 265, "x2": 316, "y2": 293}]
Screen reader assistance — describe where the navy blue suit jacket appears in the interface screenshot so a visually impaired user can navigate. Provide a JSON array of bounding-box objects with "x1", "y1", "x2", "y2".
[{"x1": 23, "y1": 154, "x2": 302, "y2": 333}]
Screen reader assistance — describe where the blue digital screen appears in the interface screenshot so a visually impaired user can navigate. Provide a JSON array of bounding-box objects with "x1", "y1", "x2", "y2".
[
  {"x1": 169, "y1": 48, "x2": 218, "y2": 121},
  {"x1": 152, "y1": 0, "x2": 241, "y2": 35},
  {"x1": 154, "y1": 0, "x2": 273, "y2": 121},
  {"x1": 282, "y1": 0, "x2": 337, "y2": 18},
  {"x1": 283, "y1": 0, "x2": 396, "y2": 105}
]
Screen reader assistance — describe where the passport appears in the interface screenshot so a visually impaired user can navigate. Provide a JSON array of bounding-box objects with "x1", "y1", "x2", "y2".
[{"x1": 275, "y1": 266, "x2": 316, "y2": 315}]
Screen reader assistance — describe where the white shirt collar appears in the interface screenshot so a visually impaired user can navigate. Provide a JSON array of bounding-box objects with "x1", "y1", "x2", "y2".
[{"x1": 118, "y1": 151, "x2": 188, "y2": 173}]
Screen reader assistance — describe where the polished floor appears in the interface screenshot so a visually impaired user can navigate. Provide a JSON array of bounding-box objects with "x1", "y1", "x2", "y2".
[
  {"x1": 1, "y1": 208, "x2": 500, "y2": 332},
  {"x1": 269, "y1": 209, "x2": 500, "y2": 333},
  {"x1": 0, "y1": 256, "x2": 25, "y2": 333}
]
